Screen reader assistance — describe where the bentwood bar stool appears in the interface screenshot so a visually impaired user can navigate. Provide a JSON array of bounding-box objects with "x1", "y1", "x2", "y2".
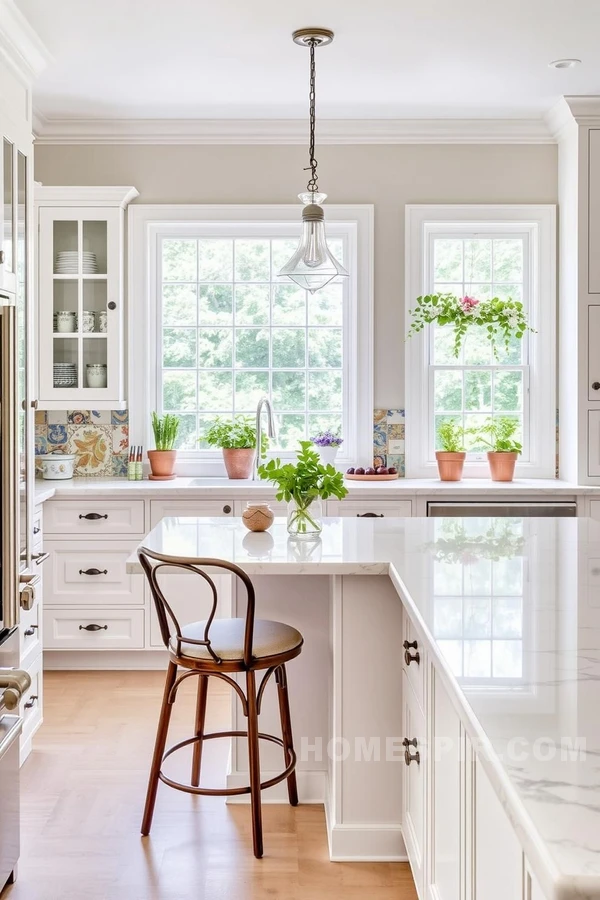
[{"x1": 138, "y1": 547, "x2": 304, "y2": 858}]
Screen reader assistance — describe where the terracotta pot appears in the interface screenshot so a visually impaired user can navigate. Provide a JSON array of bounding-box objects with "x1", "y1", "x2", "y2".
[
  {"x1": 147, "y1": 449, "x2": 177, "y2": 480},
  {"x1": 487, "y1": 451, "x2": 518, "y2": 482},
  {"x1": 222, "y1": 447, "x2": 255, "y2": 479},
  {"x1": 435, "y1": 451, "x2": 466, "y2": 482}
]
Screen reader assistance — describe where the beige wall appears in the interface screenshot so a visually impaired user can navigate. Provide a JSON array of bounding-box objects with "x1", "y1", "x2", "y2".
[{"x1": 34, "y1": 143, "x2": 557, "y2": 408}]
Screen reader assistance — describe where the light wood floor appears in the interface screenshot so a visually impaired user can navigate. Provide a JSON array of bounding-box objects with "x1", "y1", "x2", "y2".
[{"x1": 6, "y1": 671, "x2": 417, "y2": 900}]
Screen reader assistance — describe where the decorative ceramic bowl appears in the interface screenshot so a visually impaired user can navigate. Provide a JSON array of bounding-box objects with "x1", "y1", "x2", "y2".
[
  {"x1": 39, "y1": 453, "x2": 76, "y2": 480},
  {"x1": 241, "y1": 503, "x2": 275, "y2": 532}
]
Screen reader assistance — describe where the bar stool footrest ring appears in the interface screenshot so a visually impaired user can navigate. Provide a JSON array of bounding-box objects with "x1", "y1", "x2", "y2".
[{"x1": 158, "y1": 729, "x2": 297, "y2": 796}]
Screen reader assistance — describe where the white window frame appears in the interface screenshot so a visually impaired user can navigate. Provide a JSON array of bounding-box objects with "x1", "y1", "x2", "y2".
[
  {"x1": 405, "y1": 204, "x2": 556, "y2": 479},
  {"x1": 128, "y1": 204, "x2": 373, "y2": 476}
]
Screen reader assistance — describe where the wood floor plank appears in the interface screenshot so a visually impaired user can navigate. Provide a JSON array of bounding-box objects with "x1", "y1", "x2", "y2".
[{"x1": 5, "y1": 671, "x2": 417, "y2": 900}]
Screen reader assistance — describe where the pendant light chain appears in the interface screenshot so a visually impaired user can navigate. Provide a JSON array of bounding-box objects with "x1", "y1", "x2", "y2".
[{"x1": 304, "y1": 39, "x2": 319, "y2": 194}]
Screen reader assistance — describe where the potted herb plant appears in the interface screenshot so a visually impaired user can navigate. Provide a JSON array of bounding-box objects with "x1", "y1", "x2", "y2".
[
  {"x1": 310, "y1": 429, "x2": 343, "y2": 466},
  {"x1": 477, "y1": 417, "x2": 522, "y2": 482},
  {"x1": 205, "y1": 415, "x2": 262, "y2": 480},
  {"x1": 436, "y1": 421, "x2": 467, "y2": 481},
  {"x1": 259, "y1": 441, "x2": 348, "y2": 537},
  {"x1": 148, "y1": 412, "x2": 180, "y2": 480}
]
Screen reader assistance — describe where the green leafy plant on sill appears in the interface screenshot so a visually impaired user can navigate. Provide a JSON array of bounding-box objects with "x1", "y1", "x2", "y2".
[
  {"x1": 476, "y1": 416, "x2": 522, "y2": 454},
  {"x1": 437, "y1": 420, "x2": 466, "y2": 453},
  {"x1": 406, "y1": 293, "x2": 534, "y2": 359},
  {"x1": 258, "y1": 441, "x2": 348, "y2": 533},
  {"x1": 204, "y1": 415, "x2": 268, "y2": 456},
  {"x1": 151, "y1": 412, "x2": 180, "y2": 451}
]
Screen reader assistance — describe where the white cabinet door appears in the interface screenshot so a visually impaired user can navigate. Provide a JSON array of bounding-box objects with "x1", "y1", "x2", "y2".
[
  {"x1": 589, "y1": 130, "x2": 600, "y2": 294},
  {"x1": 401, "y1": 670, "x2": 426, "y2": 897},
  {"x1": 474, "y1": 758, "x2": 522, "y2": 900},
  {"x1": 327, "y1": 499, "x2": 412, "y2": 517},
  {"x1": 589, "y1": 411, "x2": 600, "y2": 477},
  {"x1": 150, "y1": 499, "x2": 234, "y2": 527},
  {"x1": 589, "y1": 307, "x2": 600, "y2": 400},
  {"x1": 45, "y1": 540, "x2": 144, "y2": 606},
  {"x1": 429, "y1": 669, "x2": 462, "y2": 900}
]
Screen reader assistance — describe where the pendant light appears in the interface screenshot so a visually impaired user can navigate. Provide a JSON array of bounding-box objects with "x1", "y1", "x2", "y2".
[{"x1": 278, "y1": 28, "x2": 349, "y2": 294}]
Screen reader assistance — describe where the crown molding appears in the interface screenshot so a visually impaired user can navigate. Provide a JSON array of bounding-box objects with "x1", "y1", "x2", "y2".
[
  {"x1": 34, "y1": 185, "x2": 139, "y2": 208},
  {"x1": 0, "y1": 0, "x2": 52, "y2": 83},
  {"x1": 545, "y1": 96, "x2": 600, "y2": 141},
  {"x1": 32, "y1": 113, "x2": 554, "y2": 145}
]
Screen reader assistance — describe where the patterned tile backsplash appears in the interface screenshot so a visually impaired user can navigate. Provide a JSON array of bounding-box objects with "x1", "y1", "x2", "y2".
[
  {"x1": 35, "y1": 407, "x2": 406, "y2": 478},
  {"x1": 35, "y1": 410, "x2": 129, "y2": 477},
  {"x1": 373, "y1": 409, "x2": 406, "y2": 475}
]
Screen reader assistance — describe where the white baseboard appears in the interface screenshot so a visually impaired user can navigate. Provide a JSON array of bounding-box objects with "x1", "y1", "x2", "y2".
[
  {"x1": 324, "y1": 787, "x2": 408, "y2": 861},
  {"x1": 43, "y1": 650, "x2": 168, "y2": 670},
  {"x1": 225, "y1": 768, "x2": 327, "y2": 804}
]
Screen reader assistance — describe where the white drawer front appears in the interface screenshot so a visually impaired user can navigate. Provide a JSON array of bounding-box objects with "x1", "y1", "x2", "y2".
[
  {"x1": 46, "y1": 541, "x2": 144, "y2": 606},
  {"x1": 20, "y1": 654, "x2": 42, "y2": 746},
  {"x1": 33, "y1": 508, "x2": 43, "y2": 550},
  {"x1": 150, "y1": 500, "x2": 234, "y2": 526},
  {"x1": 20, "y1": 592, "x2": 41, "y2": 668},
  {"x1": 327, "y1": 500, "x2": 412, "y2": 517},
  {"x1": 45, "y1": 500, "x2": 145, "y2": 536},
  {"x1": 44, "y1": 608, "x2": 145, "y2": 650}
]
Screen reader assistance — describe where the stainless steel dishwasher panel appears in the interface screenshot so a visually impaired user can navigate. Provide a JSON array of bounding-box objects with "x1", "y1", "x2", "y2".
[{"x1": 427, "y1": 502, "x2": 578, "y2": 517}]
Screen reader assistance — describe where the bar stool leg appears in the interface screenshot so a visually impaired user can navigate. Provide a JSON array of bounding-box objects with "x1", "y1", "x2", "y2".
[
  {"x1": 141, "y1": 660, "x2": 178, "y2": 836},
  {"x1": 275, "y1": 664, "x2": 298, "y2": 806},
  {"x1": 191, "y1": 674, "x2": 208, "y2": 788},
  {"x1": 246, "y1": 669, "x2": 263, "y2": 859}
]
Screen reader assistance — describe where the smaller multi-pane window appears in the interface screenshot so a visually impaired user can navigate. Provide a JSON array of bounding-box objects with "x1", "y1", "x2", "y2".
[
  {"x1": 430, "y1": 234, "x2": 529, "y2": 459},
  {"x1": 159, "y1": 235, "x2": 346, "y2": 452},
  {"x1": 432, "y1": 518, "x2": 525, "y2": 683}
]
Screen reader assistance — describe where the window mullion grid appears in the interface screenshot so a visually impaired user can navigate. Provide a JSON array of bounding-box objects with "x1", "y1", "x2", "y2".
[{"x1": 232, "y1": 240, "x2": 237, "y2": 420}]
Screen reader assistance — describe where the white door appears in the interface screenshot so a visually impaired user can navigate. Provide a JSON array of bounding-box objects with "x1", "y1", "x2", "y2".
[
  {"x1": 401, "y1": 670, "x2": 426, "y2": 897},
  {"x1": 474, "y1": 758, "x2": 522, "y2": 900}
]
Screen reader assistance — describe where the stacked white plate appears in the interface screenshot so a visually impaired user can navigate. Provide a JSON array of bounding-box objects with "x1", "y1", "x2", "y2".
[
  {"x1": 55, "y1": 251, "x2": 98, "y2": 274},
  {"x1": 53, "y1": 362, "x2": 77, "y2": 388}
]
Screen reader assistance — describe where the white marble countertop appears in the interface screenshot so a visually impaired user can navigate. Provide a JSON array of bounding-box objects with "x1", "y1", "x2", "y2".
[
  {"x1": 35, "y1": 475, "x2": 591, "y2": 498},
  {"x1": 128, "y1": 515, "x2": 600, "y2": 899}
]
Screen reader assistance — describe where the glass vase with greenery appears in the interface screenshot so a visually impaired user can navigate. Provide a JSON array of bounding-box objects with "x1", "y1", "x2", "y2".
[{"x1": 258, "y1": 441, "x2": 348, "y2": 537}]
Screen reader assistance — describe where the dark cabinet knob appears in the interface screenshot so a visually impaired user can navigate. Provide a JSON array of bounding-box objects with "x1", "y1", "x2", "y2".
[
  {"x1": 79, "y1": 624, "x2": 108, "y2": 632},
  {"x1": 223, "y1": 505, "x2": 232, "y2": 514},
  {"x1": 79, "y1": 513, "x2": 108, "y2": 520},
  {"x1": 593, "y1": 382, "x2": 600, "y2": 391},
  {"x1": 356, "y1": 513, "x2": 384, "y2": 517},
  {"x1": 107, "y1": 301, "x2": 117, "y2": 310},
  {"x1": 79, "y1": 568, "x2": 108, "y2": 576},
  {"x1": 33, "y1": 526, "x2": 40, "y2": 535},
  {"x1": 404, "y1": 639, "x2": 420, "y2": 666},
  {"x1": 24, "y1": 695, "x2": 38, "y2": 710},
  {"x1": 24, "y1": 625, "x2": 38, "y2": 637},
  {"x1": 403, "y1": 737, "x2": 420, "y2": 766}
]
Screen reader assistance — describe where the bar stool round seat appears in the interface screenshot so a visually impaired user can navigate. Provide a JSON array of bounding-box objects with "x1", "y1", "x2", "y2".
[
  {"x1": 171, "y1": 618, "x2": 303, "y2": 667},
  {"x1": 138, "y1": 547, "x2": 304, "y2": 859}
]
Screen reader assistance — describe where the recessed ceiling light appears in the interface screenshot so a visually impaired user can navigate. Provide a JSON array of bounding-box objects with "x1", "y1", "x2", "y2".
[{"x1": 548, "y1": 58, "x2": 581, "y2": 69}]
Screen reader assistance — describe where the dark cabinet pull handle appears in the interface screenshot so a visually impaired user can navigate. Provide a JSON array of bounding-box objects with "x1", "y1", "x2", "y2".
[
  {"x1": 356, "y1": 513, "x2": 384, "y2": 518},
  {"x1": 24, "y1": 695, "x2": 38, "y2": 710},
  {"x1": 223, "y1": 505, "x2": 232, "y2": 514},
  {"x1": 404, "y1": 643, "x2": 420, "y2": 666},
  {"x1": 593, "y1": 382, "x2": 600, "y2": 391},
  {"x1": 403, "y1": 737, "x2": 420, "y2": 766},
  {"x1": 79, "y1": 568, "x2": 108, "y2": 576},
  {"x1": 33, "y1": 526, "x2": 41, "y2": 535},
  {"x1": 79, "y1": 624, "x2": 108, "y2": 632},
  {"x1": 79, "y1": 513, "x2": 108, "y2": 520},
  {"x1": 403, "y1": 639, "x2": 418, "y2": 650},
  {"x1": 33, "y1": 552, "x2": 49, "y2": 566},
  {"x1": 24, "y1": 626, "x2": 38, "y2": 637}
]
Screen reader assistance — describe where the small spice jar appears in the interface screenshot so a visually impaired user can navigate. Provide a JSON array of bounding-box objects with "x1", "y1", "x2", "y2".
[{"x1": 241, "y1": 503, "x2": 275, "y2": 532}]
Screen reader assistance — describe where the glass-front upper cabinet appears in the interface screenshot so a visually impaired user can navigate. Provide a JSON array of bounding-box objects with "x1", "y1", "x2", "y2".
[
  {"x1": 17, "y1": 149, "x2": 30, "y2": 569},
  {"x1": 1, "y1": 136, "x2": 17, "y2": 294},
  {"x1": 35, "y1": 186, "x2": 138, "y2": 409}
]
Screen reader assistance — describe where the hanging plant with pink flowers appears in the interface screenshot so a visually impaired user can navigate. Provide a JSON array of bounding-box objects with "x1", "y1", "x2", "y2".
[{"x1": 406, "y1": 293, "x2": 534, "y2": 359}]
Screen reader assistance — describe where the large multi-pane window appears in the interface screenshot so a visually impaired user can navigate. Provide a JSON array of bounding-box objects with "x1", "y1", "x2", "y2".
[
  {"x1": 430, "y1": 234, "x2": 528, "y2": 458},
  {"x1": 405, "y1": 206, "x2": 556, "y2": 478},
  {"x1": 159, "y1": 235, "x2": 345, "y2": 452}
]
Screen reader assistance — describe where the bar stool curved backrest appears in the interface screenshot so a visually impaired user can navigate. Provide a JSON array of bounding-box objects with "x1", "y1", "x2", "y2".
[{"x1": 138, "y1": 546, "x2": 256, "y2": 668}]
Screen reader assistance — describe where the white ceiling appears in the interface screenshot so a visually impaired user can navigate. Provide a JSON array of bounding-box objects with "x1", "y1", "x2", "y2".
[{"x1": 15, "y1": 0, "x2": 600, "y2": 122}]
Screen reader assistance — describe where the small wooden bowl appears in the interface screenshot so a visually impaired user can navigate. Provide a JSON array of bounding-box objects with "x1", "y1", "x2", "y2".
[{"x1": 242, "y1": 503, "x2": 275, "y2": 532}]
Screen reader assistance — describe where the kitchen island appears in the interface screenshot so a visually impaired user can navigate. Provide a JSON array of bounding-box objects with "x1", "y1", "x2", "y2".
[{"x1": 127, "y1": 515, "x2": 600, "y2": 900}]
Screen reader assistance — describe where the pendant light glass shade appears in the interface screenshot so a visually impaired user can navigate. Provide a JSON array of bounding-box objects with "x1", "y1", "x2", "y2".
[{"x1": 278, "y1": 193, "x2": 348, "y2": 293}]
